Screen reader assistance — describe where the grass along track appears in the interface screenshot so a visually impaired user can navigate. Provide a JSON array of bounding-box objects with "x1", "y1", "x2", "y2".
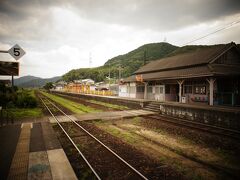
[
  {"x1": 87, "y1": 100, "x2": 129, "y2": 110},
  {"x1": 52, "y1": 92, "x2": 130, "y2": 111},
  {"x1": 93, "y1": 117, "x2": 240, "y2": 179},
  {"x1": 40, "y1": 95, "x2": 165, "y2": 179},
  {"x1": 40, "y1": 91, "x2": 101, "y2": 114}
]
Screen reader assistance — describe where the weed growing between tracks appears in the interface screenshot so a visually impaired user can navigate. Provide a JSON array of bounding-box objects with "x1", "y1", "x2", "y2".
[
  {"x1": 93, "y1": 117, "x2": 240, "y2": 179},
  {"x1": 53, "y1": 121, "x2": 182, "y2": 179},
  {"x1": 41, "y1": 91, "x2": 101, "y2": 114},
  {"x1": 52, "y1": 92, "x2": 131, "y2": 111},
  {"x1": 88, "y1": 100, "x2": 129, "y2": 110}
]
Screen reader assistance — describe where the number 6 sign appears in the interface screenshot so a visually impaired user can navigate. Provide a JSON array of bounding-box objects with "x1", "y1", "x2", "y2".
[{"x1": 8, "y1": 44, "x2": 26, "y2": 60}]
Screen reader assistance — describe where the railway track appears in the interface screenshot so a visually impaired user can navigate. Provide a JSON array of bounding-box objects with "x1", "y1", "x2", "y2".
[
  {"x1": 148, "y1": 114, "x2": 240, "y2": 141},
  {"x1": 39, "y1": 94, "x2": 148, "y2": 180}
]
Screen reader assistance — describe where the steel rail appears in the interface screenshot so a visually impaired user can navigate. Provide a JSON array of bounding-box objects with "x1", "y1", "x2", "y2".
[
  {"x1": 39, "y1": 96, "x2": 101, "y2": 180},
  {"x1": 44, "y1": 96, "x2": 148, "y2": 180},
  {"x1": 148, "y1": 114, "x2": 240, "y2": 140}
]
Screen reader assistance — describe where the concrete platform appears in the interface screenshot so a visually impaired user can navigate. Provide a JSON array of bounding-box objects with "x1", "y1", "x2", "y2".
[
  {"x1": 28, "y1": 151, "x2": 52, "y2": 179},
  {"x1": 0, "y1": 122, "x2": 77, "y2": 180},
  {"x1": 0, "y1": 124, "x2": 21, "y2": 180},
  {"x1": 49, "y1": 110, "x2": 156, "y2": 123},
  {"x1": 48, "y1": 149, "x2": 77, "y2": 180}
]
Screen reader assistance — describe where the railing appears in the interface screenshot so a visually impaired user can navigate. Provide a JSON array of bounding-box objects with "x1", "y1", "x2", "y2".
[
  {"x1": 216, "y1": 92, "x2": 240, "y2": 106},
  {"x1": 63, "y1": 89, "x2": 115, "y2": 96}
]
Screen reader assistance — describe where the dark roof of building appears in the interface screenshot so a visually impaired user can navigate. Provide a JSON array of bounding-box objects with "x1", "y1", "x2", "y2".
[
  {"x1": 123, "y1": 42, "x2": 240, "y2": 82},
  {"x1": 134, "y1": 42, "x2": 237, "y2": 74}
]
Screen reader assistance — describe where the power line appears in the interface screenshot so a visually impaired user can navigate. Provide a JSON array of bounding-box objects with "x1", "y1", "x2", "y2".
[{"x1": 182, "y1": 18, "x2": 240, "y2": 46}]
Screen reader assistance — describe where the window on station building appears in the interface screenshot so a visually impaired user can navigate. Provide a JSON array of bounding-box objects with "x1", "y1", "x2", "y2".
[
  {"x1": 126, "y1": 86, "x2": 130, "y2": 93},
  {"x1": 184, "y1": 85, "x2": 192, "y2": 94},
  {"x1": 194, "y1": 85, "x2": 206, "y2": 94},
  {"x1": 165, "y1": 85, "x2": 170, "y2": 94},
  {"x1": 136, "y1": 86, "x2": 144, "y2": 93},
  {"x1": 160, "y1": 87, "x2": 164, "y2": 94},
  {"x1": 147, "y1": 86, "x2": 153, "y2": 93}
]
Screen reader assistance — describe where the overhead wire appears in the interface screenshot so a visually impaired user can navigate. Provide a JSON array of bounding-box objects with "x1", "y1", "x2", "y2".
[{"x1": 182, "y1": 18, "x2": 240, "y2": 46}]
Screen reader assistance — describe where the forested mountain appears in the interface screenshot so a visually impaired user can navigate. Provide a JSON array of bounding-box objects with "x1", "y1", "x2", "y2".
[
  {"x1": 62, "y1": 42, "x2": 178, "y2": 82},
  {"x1": 14, "y1": 75, "x2": 40, "y2": 86},
  {"x1": 62, "y1": 42, "x2": 240, "y2": 83},
  {"x1": 15, "y1": 76, "x2": 61, "y2": 88}
]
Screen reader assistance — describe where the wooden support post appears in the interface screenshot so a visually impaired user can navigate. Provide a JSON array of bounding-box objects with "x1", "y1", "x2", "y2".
[
  {"x1": 144, "y1": 82, "x2": 148, "y2": 99},
  {"x1": 12, "y1": 75, "x2": 14, "y2": 87},
  {"x1": 206, "y1": 78, "x2": 216, "y2": 106},
  {"x1": 177, "y1": 80, "x2": 185, "y2": 103}
]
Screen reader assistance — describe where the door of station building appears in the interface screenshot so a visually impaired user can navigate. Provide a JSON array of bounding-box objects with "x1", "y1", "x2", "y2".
[{"x1": 155, "y1": 85, "x2": 165, "y2": 101}]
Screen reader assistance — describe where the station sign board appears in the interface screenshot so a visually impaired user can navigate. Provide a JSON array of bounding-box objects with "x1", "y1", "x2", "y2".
[
  {"x1": 136, "y1": 74, "x2": 143, "y2": 82},
  {"x1": 8, "y1": 44, "x2": 26, "y2": 60},
  {"x1": 0, "y1": 61, "x2": 19, "y2": 76}
]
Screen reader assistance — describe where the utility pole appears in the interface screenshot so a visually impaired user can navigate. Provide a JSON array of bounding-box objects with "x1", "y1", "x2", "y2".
[
  {"x1": 108, "y1": 65, "x2": 111, "y2": 88},
  {"x1": 118, "y1": 66, "x2": 123, "y2": 83},
  {"x1": 11, "y1": 75, "x2": 14, "y2": 87},
  {"x1": 164, "y1": 36, "x2": 167, "y2": 42},
  {"x1": 89, "y1": 52, "x2": 92, "y2": 68},
  {"x1": 143, "y1": 50, "x2": 147, "y2": 65}
]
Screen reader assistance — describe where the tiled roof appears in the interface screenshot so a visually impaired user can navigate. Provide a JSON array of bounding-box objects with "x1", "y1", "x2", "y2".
[
  {"x1": 134, "y1": 43, "x2": 234, "y2": 74},
  {"x1": 123, "y1": 42, "x2": 240, "y2": 82}
]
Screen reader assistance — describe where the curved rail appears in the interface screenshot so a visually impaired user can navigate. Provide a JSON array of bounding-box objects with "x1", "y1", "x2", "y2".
[{"x1": 40, "y1": 94, "x2": 148, "y2": 180}]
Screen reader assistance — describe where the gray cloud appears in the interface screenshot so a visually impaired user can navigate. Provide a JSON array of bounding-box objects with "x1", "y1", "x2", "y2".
[
  {"x1": 67, "y1": 0, "x2": 240, "y2": 31},
  {"x1": 1, "y1": 0, "x2": 240, "y2": 37},
  {"x1": 0, "y1": 0, "x2": 240, "y2": 78}
]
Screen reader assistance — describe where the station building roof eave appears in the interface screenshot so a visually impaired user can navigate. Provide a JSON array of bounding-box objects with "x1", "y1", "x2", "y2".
[
  {"x1": 122, "y1": 64, "x2": 240, "y2": 83},
  {"x1": 134, "y1": 42, "x2": 238, "y2": 75},
  {"x1": 122, "y1": 42, "x2": 240, "y2": 83}
]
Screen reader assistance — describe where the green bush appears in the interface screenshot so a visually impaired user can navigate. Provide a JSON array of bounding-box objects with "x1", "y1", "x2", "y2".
[
  {"x1": 25, "y1": 96, "x2": 37, "y2": 108},
  {"x1": 6, "y1": 101, "x2": 15, "y2": 108},
  {"x1": 0, "y1": 83, "x2": 37, "y2": 109},
  {"x1": 16, "y1": 94, "x2": 37, "y2": 108}
]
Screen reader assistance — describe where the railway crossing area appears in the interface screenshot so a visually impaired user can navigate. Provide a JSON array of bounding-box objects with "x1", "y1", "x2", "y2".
[{"x1": 49, "y1": 110, "x2": 156, "y2": 123}]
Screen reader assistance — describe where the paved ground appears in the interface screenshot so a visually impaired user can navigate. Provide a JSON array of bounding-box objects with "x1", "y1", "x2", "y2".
[
  {"x1": 0, "y1": 122, "x2": 77, "y2": 180},
  {"x1": 0, "y1": 124, "x2": 21, "y2": 180},
  {"x1": 49, "y1": 110, "x2": 156, "y2": 123}
]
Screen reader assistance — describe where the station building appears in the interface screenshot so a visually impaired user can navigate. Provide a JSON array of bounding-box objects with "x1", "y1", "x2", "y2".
[{"x1": 119, "y1": 42, "x2": 240, "y2": 106}]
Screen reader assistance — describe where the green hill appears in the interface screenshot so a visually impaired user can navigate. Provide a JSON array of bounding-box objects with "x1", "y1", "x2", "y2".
[
  {"x1": 62, "y1": 42, "x2": 239, "y2": 82},
  {"x1": 62, "y1": 42, "x2": 178, "y2": 82}
]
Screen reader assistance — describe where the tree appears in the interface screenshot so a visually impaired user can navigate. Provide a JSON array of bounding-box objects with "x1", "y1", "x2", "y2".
[{"x1": 43, "y1": 82, "x2": 53, "y2": 90}]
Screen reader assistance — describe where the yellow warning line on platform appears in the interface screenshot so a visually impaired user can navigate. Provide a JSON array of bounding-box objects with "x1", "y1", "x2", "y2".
[{"x1": 7, "y1": 123, "x2": 31, "y2": 180}]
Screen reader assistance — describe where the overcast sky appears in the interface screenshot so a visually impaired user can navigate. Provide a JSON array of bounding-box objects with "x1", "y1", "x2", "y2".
[{"x1": 0, "y1": 0, "x2": 240, "y2": 79}]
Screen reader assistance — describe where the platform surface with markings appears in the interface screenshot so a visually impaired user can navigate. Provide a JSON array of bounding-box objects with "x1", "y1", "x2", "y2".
[{"x1": 0, "y1": 122, "x2": 77, "y2": 180}]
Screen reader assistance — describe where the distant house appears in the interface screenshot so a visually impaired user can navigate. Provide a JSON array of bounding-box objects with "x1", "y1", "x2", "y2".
[
  {"x1": 54, "y1": 81, "x2": 67, "y2": 90},
  {"x1": 74, "y1": 79, "x2": 95, "y2": 85},
  {"x1": 95, "y1": 82, "x2": 109, "y2": 91},
  {"x1": 82, "y1": 79, "x2": 95, "y2": 85},
  {"x1": 119, "y1": 42, "x2": 240, "y2": 106}
]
